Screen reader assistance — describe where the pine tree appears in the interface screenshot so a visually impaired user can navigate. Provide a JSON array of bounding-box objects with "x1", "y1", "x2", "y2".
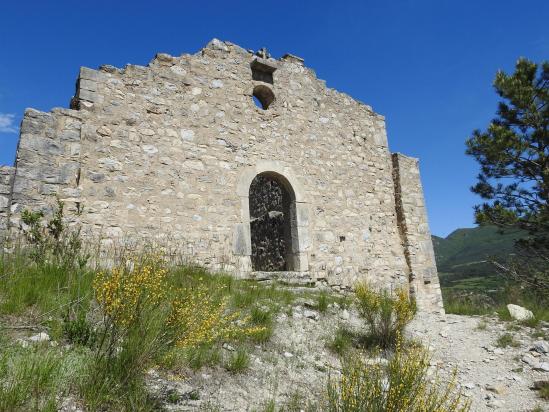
[{"x1": 466, "y1": 58, "x2": 548, "y2": 295}]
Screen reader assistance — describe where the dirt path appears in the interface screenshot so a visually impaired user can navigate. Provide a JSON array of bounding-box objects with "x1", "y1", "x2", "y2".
[{"x1": 409, "y1": 313, "x2": 548, "y2": 411}]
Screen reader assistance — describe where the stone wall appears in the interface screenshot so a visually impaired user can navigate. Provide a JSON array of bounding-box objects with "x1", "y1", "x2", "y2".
[
  {"x1": 0, "y1": 166, "x2": 15, "y2": 236},
  {"x1": 3, "y1": 39, "x2": 443, "y2": 310},
  {"x1": 9, "y1": 108, "x2": 83, "y2": 228},
  {"x1": 392, "y1": 153, "x2": 443, "y2": 312}
]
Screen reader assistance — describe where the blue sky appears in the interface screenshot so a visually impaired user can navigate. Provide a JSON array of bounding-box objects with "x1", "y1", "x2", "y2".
[{"x1": 0, "y1": 0, "x2": 547, "y2": 237}]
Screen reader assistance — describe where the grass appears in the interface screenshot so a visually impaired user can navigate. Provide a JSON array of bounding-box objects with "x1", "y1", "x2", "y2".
[
  {"x1": 225, "y1": 348, "x2": 250, "y2": 373},
  {"x1": 495, "y1": 333, "x2": 520, "y2": 348},
  {"x1": 0, "y1": 215, "x2": 480, "y2": 411},
  {"x1": 0, "y1": 338, "x2": 89, "y2": 412},
  {"x1": 0, "y1": 232, "x2": 348, "y2": 410},
  {"x1": 327, "y1": 327, "x2": 354, "y2": 356},
  {"x1": 316, "y1": 292, "x2": 329, "y2": 313},
  {"x1": 442, "y1": 285, "x2": 549, "y2": 323}
]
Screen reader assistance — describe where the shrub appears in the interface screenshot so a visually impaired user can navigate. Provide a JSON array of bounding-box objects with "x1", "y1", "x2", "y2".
[
  {"x1": 495, "y1": 333, "x2": 520, "y2": 348},
  {"x1": 327, "y1": 327, "x2": 354, "y2": 356},
  {"x1": 354, "y1": 283, "x2": 414, "y2": 349},
  {"x1": 168, "y1": 285, "x2": 266, "y2": 348},
  {"x1": 326, "y1": 342, "x2": 470, "y2": 412},
  {"x1": 225, "y1": 348, "x2": 250, "y2": 373},
  {"x1": 20, "y1": 199, "x2": 89, "y2": 268},
  {"x1": 84, "y1": 259, "x2": 174, "y2": 410},
  {"x1": 63, "y1": 310, "x2": 95, "y2": 347}
]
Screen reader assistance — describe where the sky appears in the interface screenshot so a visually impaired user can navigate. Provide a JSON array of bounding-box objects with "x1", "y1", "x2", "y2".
[{"x1": 0, "y1": 0, "x2": 547, "y2": 237}]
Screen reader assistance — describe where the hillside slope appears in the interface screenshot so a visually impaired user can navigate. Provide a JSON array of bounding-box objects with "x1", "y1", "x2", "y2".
[{"x1": 432, "y1": 226, "x2": 525, "y2": 285}]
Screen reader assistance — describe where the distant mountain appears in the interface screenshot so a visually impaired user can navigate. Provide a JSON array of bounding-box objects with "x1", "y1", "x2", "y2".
[{"x1": 432, "y1": 226, "x2": 526, "y2": 285}]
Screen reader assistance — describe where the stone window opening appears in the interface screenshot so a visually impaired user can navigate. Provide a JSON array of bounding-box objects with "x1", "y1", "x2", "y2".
[
  {"x1": 252, "y1": 85, "x2": 275, "y2": 110},
  {"x1": 249, "y1": 173, "x2": 297, "y2": 271}
]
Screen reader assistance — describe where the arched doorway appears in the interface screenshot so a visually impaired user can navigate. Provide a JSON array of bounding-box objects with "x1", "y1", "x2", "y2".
[{"x1": 249, "y1": 172, "x2": 297, "y2": 271}]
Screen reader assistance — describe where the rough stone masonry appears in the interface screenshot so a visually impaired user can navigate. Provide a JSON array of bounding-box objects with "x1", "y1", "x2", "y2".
[{"x1": 0, "y1": 39, "x2": 443, "y2": 312}]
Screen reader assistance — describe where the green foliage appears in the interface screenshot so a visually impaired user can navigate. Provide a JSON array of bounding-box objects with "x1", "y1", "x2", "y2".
[
  {"x1": 327, "y1": 327, "x2": 354, "y2": 356},
  {"x1": 316, "y1": 291, "x2": 329, "y2": 313},
  {"x1": 0, "y1": 251, "x2": 94, "y2": 316},
  {"x1": 63, "y1": 310, "x2": 95, "y2": 347},
  {"x1": 465, "y1": 58, "x2": 549, "y2": 296},
  {"x1": 251, "y1": 306, "x2": 273, "y2": 325},
  {"x1": 326, "y1": 343, "x2": 470, "y2": 412},
  {"x1": 495, "y1": 333, "x2": 520, "y2": 348},
  {"x1": 19, "y1": 199, "x2": 89, "y2": 268},
  {"x1": 261, "y1": 399, "x2": 277, "y2": 412},
  {"x1": 355, "y1": 283, "x2": 414, "y2": 349},
  {"x1": 0, "y1": 233, "x2": 329, "y2": 410},
  {"x1": 225, "y1": 348, "x2": 250, "y2": 373},
  {"x1": 0, "y1": 343, "x2": 88, "y2": 412},
  {"x1": 433, "y1": 226, "x2": 525, "y2": 282},
  {"x1": 183, "y1": 345, "x2": 222, "y2": 370},
  {"x1": 442, "y1": 284, "x2": 549, "y2": 323}
]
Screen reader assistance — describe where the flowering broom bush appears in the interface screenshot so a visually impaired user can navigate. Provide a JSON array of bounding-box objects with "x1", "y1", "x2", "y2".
[
  {"x1": 326, "y1": 341, "x2": 470, "y2": 412},
  {"x1": 355, "y1": 283, "x2": 415, "y2": 349},
  {"x1": 168, "y1": 285, "x2": 266, "y2": 348},
  {"x1": 87, "y1": 259, "x2": 266, "y2": 410}
]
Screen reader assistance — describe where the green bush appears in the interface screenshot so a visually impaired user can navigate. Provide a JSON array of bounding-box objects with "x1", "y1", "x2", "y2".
[
  {"x1": 63, "y1": 310, "x2": 95, "y2": 347},
  {"x1": 355, "y1": 283, "x2": 415, "y2": 349}
]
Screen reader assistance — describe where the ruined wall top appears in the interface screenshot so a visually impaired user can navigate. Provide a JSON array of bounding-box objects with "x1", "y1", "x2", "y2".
[{"x1": 70, "y1": 38, "x2": 389, "y2": 149}]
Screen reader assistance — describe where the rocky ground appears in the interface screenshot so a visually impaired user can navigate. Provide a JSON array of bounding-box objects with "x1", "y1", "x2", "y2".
[
  {"x1": 411, "y1": 313, "x2": 548, "y2": 412},
  {"x1": 143, "y1": 302, "x2": 549, "y2": 411}
]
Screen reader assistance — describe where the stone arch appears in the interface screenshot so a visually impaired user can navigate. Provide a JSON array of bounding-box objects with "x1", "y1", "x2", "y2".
[{"x1": 234, "y1": 161, "x2": 309, "y2": 274}]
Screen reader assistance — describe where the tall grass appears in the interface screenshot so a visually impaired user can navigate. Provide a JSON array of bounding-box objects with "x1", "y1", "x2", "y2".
[
  {"x1": 0, "y1": 338, "x2": 89, "y2": 412},
  {"x1": 0, "y1": 249, "x2": 94, "y2": 318}
]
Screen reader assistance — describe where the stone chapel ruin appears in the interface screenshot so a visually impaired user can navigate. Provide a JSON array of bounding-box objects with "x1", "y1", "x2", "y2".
[{"x1": 0, "y1": 39, "x2": 443, "y2": 312}]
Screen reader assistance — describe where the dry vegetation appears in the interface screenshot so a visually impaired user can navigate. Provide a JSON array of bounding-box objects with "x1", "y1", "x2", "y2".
[{"x1": 0, "y1": 203, "x2": 472, "y2": 411}]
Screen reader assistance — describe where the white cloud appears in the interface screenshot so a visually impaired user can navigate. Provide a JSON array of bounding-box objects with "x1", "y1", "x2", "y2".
[{"x1": 0, "y1": 113, "x2": 17, "y2": 133}]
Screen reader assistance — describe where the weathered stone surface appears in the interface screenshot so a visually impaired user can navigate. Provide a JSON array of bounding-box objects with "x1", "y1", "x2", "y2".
[
  {"x1": 392, "y1": 154, "x2": 443, "y2": 312},
  {"x1": 507, "y1": 304, "x2": 534, "y2": 321},
  {"x1": 2, "y1": 40, "x2": 442, "y2": 310},
  {"x1": 0, "y1": 166, "x2": 15, "y2": 234}
]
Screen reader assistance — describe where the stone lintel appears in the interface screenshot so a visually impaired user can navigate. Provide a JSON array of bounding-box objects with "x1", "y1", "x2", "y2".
[{"x1": 250, "y1": 58, "x2": 278, "y2": 74}]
